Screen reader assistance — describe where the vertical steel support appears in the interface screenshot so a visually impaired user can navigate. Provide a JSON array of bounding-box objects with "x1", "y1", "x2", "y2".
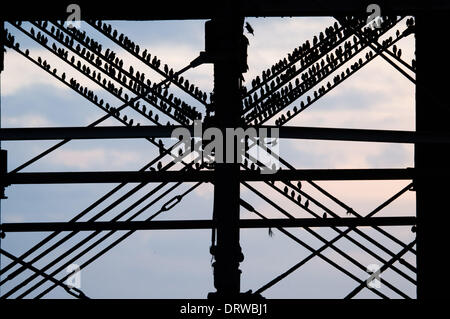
[
  {"x1": 208, "y1": 15, "x2": 245, "y2": 298},
  {"x1": 415, "y1": 12, "x2": 450, "y2": 299}
]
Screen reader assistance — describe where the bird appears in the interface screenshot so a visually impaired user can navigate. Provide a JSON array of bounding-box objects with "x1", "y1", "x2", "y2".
[
  {"x1": 158, "y1": 139, "x2": 164, "y2": 155},
  {"x1": 245, "y1": 22, "x2": 254, "y2": 36},
  {"x1": 305, "y1": 200, "x2": 309, "y2": 208},
  {"x1": 323, "y1": 212, "x2": 327, "y2": 218},
  {"x1": 313, "y1": 35, "x2": 318, "y2": 45},
  {"x1": 297, "y1": 181, "x2": 302, "y2": 190},
  {"x1": 157, "y1": 161, "x2": 162, "y2": 170}
]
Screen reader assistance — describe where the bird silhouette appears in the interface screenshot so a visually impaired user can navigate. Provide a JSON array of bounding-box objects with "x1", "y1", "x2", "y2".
[
  {"x1": 313, "y1": 36, "x2": 318, "y2": 45},
  {"x1": 245, "y1": 22, "x2": 254, "y2": 36}
]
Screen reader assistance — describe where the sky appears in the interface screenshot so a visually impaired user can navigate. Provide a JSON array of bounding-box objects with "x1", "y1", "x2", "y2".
[{"x1": 0, "y1": 16, "x2": 417, "y2": 299}]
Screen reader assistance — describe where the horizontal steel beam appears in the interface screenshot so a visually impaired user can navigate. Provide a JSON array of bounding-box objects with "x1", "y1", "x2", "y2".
[
  {"x1": 278, "y1": 127, "x2": 450, "y2": 144},
  {"x1": 2, "y1": 169, "x2": 416, "y2": 185},
  {"x1": 0, "y1": 126, "x2": 186, "y2": 140},
  {"x1": 0, "y1": 1, "x2": 442, "y2": 20},
  {"x1": 0, "y1": 216, "x2": 416, "y2": 232},
  {"x1": 3, "y1": 126, "x2": 450, "y2": 144}
]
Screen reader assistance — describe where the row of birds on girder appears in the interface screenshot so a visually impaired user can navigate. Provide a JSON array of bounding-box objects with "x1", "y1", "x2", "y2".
[
  {"x1": 243, "y1": 17, "x2": 414, "y2": 126},
  {"x1": 12, "y1": 21, "x2": 203, "y2": 127},
  {"x1": 92, "y1": 19, "x2": 209, "y2": 104}
]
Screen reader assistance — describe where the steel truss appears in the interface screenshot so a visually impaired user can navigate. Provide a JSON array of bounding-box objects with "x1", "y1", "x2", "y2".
[{"x1": 0, "y1": 0, "x2": 446, "y2": 300}]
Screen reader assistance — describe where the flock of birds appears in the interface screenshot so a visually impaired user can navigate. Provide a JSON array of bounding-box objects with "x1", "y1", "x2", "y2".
[
  {"x1": 91, "y1": 20, "x2": 210, "y2": 105},
  {"x1": 3, "y1": 20, "x2": 210, "y2": 173},
  {"x1": 3, "y1": 16, "x2": 414, "y2": 173},
  {"x1": 2, "y1": 14, "x2": 415, "y2": 178},
  {"x1": 1, "y1": 14, "x2": 419, "y2": 242},
  {"x1": 7, "y1": 21, "x2": 207, "y2": 129},
  {"x1": 4, "y1": 15, "x2": 415, "y2": 133},
  {"x1": 241, "y1": 15, "x2": 415, "y2": 127}
]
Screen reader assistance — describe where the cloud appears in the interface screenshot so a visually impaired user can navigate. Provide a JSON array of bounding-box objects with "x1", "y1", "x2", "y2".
[
  {"x1": 2, "y1": 214, "x2": 25, "y2": 223},
  {"x1": 2, "y1": 21, "x2": 211, "y2": 104},
  {"x1": 3, "y1": 114, "x2": 53, "y2": 127},
  {"x1": 2, "y1": 49, "x2": 66, "y2": 96},
  {"x1": 282, "y1": 139, "x2": 413, "y2": 169},
  {"x1": 193, "y1": 182, "x2": 213, "y2": 199},
  {"x1": 48, "y1": 148, "x2": 143, "y2": 170}
]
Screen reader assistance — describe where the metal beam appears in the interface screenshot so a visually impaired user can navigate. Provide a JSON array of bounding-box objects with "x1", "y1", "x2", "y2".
[
  {"x1": 415, "y1": 12, "x2": 450, "y2": 299},
  {"x1": 278, "y1": 126, "x2": 450, "y2": 144},
  {"x1": 0, "y1": 0, "x2": 443, "y2": 20},
  {"x1": 0, "y1": 126, "x2": 189, "y2": 140},
  {"x1": 0, "y1": 216, "x2": 416, "y2": 232},
  {"x1": 3, "y1": 126, "x2": 450, "y2": 144},
  {"x1": 2, "y1": 168, "x2": 418, "y2": 185}
]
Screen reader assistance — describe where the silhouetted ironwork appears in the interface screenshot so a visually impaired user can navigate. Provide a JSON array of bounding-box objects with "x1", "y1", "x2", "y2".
[{"x1": 1, "y1": 1, "x2": 444, "y2": 300}]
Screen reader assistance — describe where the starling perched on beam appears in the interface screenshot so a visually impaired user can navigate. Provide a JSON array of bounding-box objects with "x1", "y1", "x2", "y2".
[{"x1": 245, "y1": 22, "x2": 254, "y2": 36}]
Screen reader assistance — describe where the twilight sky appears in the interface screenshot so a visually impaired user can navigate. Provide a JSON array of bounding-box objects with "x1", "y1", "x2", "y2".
[{"x1": 0, "y1": 16, "x2": 416, "y2": 298}]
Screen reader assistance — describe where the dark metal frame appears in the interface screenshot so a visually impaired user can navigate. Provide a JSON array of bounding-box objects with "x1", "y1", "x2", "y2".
[{"x1": 0, "y1": 0, "x2": 445, "y2": 300}]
